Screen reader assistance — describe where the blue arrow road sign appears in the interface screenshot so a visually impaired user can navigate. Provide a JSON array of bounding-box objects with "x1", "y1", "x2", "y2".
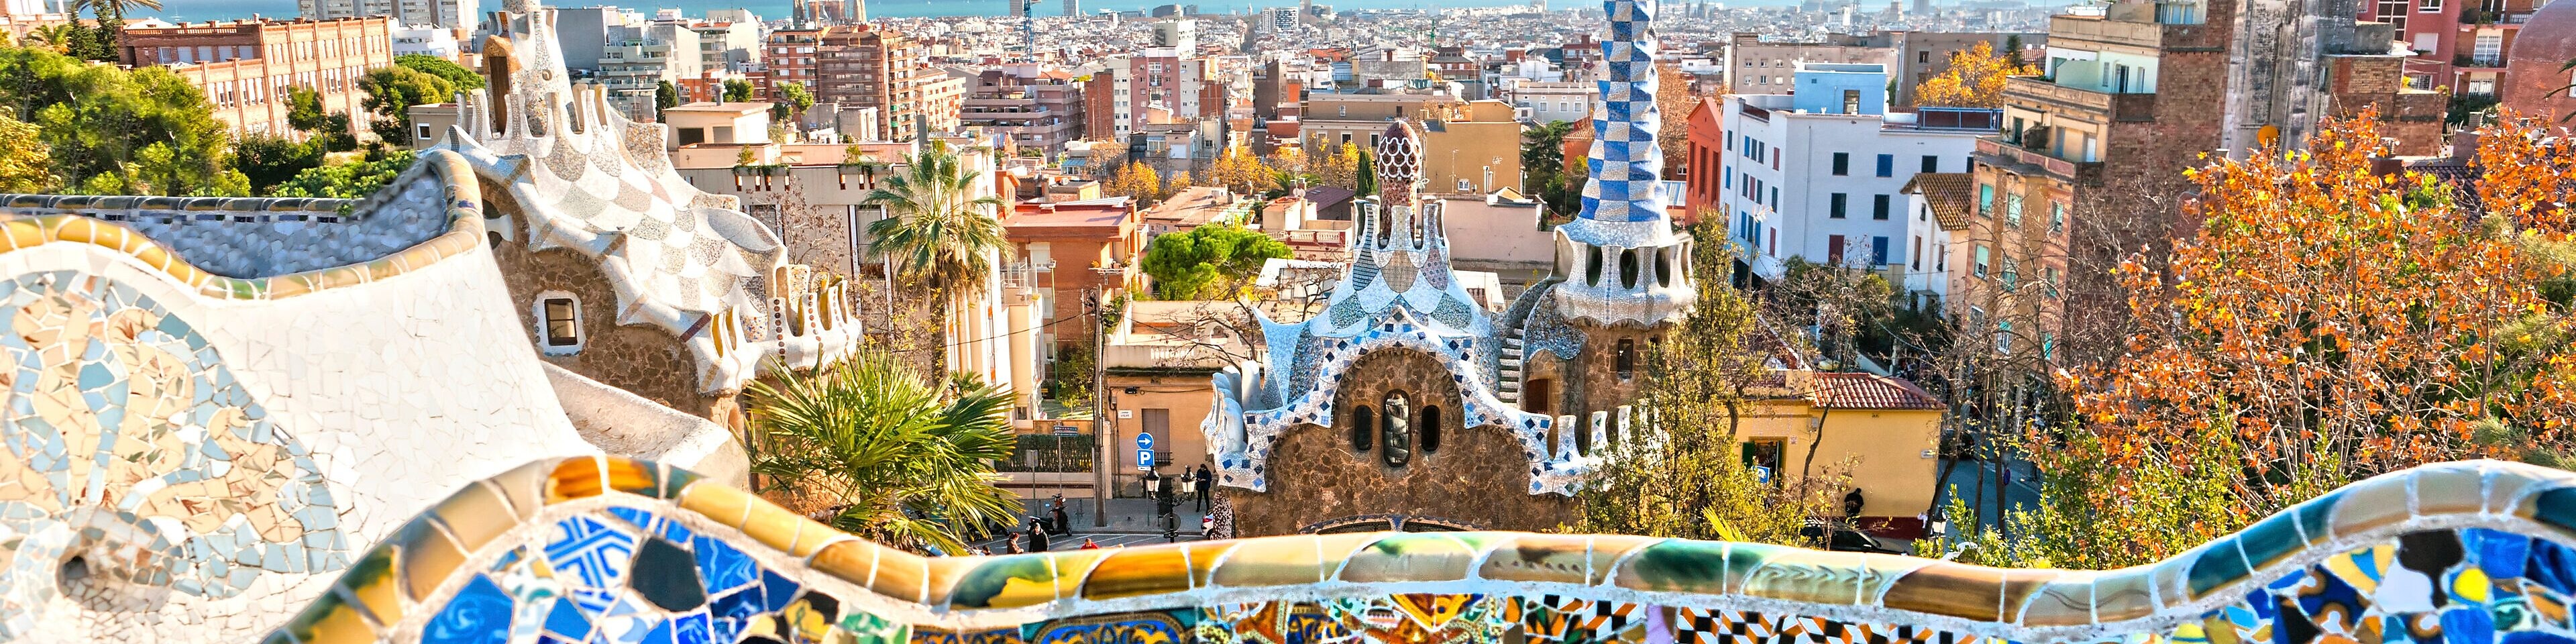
[{"x1": 1136, "y1": 432, "x2": 1155, "y2": 450}]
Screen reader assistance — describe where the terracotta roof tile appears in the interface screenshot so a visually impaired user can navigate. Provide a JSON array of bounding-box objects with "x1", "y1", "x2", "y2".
[
  {"x1": 1809, "y1": 372, "x2": 1944, "y2": 410},
  {"x1": 1900, "y1": 172, "x2": 1977, "y2": 231}
]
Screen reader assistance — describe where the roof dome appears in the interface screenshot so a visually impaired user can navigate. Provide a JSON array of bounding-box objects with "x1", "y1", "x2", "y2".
[{"x1": 2502, "y1": 0, "x2": 2576, "y2": 119}]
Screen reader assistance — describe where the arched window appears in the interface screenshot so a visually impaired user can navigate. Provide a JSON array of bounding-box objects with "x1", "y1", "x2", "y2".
[
  {"x1": 1656, "y1": 248, "x2": 1673, "y2": 287},
  {"x1": 1620, "y1": 249, "x2": 1640, "y2": 288},
  {"x1": 1585, "y1": 246, "x2": 1604, "y2": 286},
  {"x1": 1616, "y1": 339, "x2": 1636, "y2": 379},
  {"x1": 1351, "y1": 405, "x2": 1375, "y2": 452},
  {"x1": 1419, "y1": 405, "x2": 1442, "y2": 454}
]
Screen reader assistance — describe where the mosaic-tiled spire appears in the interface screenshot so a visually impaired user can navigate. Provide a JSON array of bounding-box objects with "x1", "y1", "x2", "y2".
[
  {"x1": 1376, "y1": 121, "x2": 1423, "y2": 207},
  {"x1": 1546, "y1": 0, "x2": 1693, "y2": 327},
  {"x1": 1563, "y1": 0, "x2": 1672, "y2": 246}
]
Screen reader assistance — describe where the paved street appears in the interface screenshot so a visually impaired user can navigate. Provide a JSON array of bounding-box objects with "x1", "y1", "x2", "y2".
[{"x1": 963, "y1": 495, "x2": 1212, "y2": 553}]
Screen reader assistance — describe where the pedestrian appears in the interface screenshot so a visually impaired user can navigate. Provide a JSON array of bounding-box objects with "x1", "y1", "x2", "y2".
[
  {"x1": 1051, "y1": 495, "x2": 1070, "y2": 536},
  {"x1": 1027, "y1": 517, "x2": 1052, "y2": 553},
  {"x1": 1004, "y1": 533, "x2": 1024, "y2": 555},
  {"x1": 1194, "y1": 464, "x2": 1213, "y2": 511},
  {"x1": 1080, "y1": 537, "x2": 1101, "y2": 549}
]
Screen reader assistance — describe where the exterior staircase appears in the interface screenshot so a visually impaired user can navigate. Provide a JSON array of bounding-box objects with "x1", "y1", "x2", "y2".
[{"x1": 1497, "y1": 327, "x2": 1525, "y2": 405}]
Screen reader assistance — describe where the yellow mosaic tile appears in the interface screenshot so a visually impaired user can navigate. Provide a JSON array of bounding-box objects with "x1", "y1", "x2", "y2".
[
  {"x1": 1992, "y1": 568, "x2": 2063, "y2": 623},
  {"x1": 2091, "y1": 570, "x2": 2159, "y2": 623},
  {"x1": 396, "y1": 518, "x2": 470, "y2": 602},
  {"x1": 1339, "y1": 533, "x2": 1477, "y2": 584},
  {"x1": 485, "y1": 460, "x2": 555, "y2": 522},
  {"x1": 807, "y1": 539, "x2": 886, "y2": 586},
  {"x1": 2416, "y1": 466, "x2": 2485, "y2": 516},
  {"x1": 871, "y1": 547, "x2": 933, "y2": 604},
  {"x1": 2015, "y1": 575, "x2": 2095, "y2": 627},
  {"x1": 1211, "y1": 535, "x2": 1328, "y2": 587},
  {"x1": 676, "y1": 480, "x2": 762, "y2": 532},
  {"x1": 2330, "y1": 475, "x2": 2413, "y2": 538},
  {"x1": 1080, "y1": 543, "x2": 1196, "y2": 600},
  {"x1": 547, "y1": 455, "x2": 610, "y2": 502},
  {"x1": 1044, "y1": 548, "x2": 1112, "y2": 600},
  {"x1": 335, "y1": 549, "x2": 405, "y2": 628},
  {"x1": 427, "y1": 482, "x2": 522, "y2": 552},
  {"x1": 1880, "y1": 561, "x2": 2008, "y2": 621},
  {"x1": 280, "y1": 592, "x2": 378, "y2": 644}
]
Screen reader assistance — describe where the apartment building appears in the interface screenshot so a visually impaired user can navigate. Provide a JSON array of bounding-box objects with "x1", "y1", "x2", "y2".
[
  {"x1": 1725, "y1": 32, "x2": 1898, "y2": 95},
  {"x1": 761, "y1": 26, "x2": 827, "y2": 100},
  {"x1": 962, "y1": 64, "x2": 1087, "y2": 151},
  {"x1": 598, "y1": 23, "x2": 702, "y2": 121},
  {"x1": 815, "y1": 24, "x2": 955, "y2": 141},
  {"x1": 1507, "y1": 80, "x2": 1597, "y2": 124},
  {"x1": 688, "y1": 21, "x2": 761, "y2": 73},
  {"x1": 297, "y1": 0, "x2": 470, "y2": 30},
  {"x1": 1705, "y1": 64, "x2": 1996, "y2": 283},
  {"x1": 121, "y1": 17, "x2": 393, "y2": 140}
]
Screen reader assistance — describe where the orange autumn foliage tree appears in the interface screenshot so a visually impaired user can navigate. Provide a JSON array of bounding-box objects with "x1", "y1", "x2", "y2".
[
  {"x1": 2017, "y1": 113, "x2": 2576, "y2": 569},
  {"x1": 1914, "y1": 42, "x2": 2037, "y2": 109}
]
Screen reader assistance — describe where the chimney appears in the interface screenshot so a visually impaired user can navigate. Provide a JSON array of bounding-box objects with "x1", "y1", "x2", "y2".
[{"x1": 2451, "y1": 131, "x2": 2479, "y2": 162}]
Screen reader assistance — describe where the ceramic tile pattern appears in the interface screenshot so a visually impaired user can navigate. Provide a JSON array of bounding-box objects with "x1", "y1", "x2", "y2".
[
  {"x1": 0, "y1": 270, "x2": 348, "y2": 639},
  {"x1": 0, "y1": 146, "x2": 675, "y2": 643},
  {"x1": 430, "y1": 0, "x2": 863, "y2": 395},
  {"x1": 252, "y1": 458, "x2": 2576, "y2": 644},
  {"x1": 1206, "y1": 119, "x2": 1570, "y2": 496}
]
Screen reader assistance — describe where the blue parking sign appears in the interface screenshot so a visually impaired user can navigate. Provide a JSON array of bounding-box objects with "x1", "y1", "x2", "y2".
[{"x1": 1136, "y1": 448, "x2": 1155, "y2": 470}]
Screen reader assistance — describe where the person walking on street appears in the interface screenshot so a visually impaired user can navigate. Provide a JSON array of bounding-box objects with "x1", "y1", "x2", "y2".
[
  {"x1": 1027, "y1": 517, "x2": 1052, "y2": 553},
  {"x1": 1193, "y1": 465, "x2": 1213, "y2": 512},
  {"x1": 1004, "y1": 533, "x2": 1025, "y2": 554},
  {"x1": 1050, "y1": 494, "x2": 1070, "y2": 535},
  {"x1": 1079, "y1": 537, "x2": 1101, "y2": 549}
]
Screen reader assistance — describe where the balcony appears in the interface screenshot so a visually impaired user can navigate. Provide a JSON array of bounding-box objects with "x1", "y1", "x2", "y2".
[
  {"x1": 2048, "y1": 13, "x2": 2161, "y2": 49},
  {"x1": 2004, "y1": 76, "x2": 2157, "y2": 122},
  {"x1": 1976, "y1": 138, "x2": 2104, "y2": 186}
]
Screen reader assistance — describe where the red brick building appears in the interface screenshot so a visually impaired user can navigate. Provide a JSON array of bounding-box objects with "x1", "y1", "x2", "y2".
[{"x1": 121, "y1": 17, "x2": 392, "y2": 140}]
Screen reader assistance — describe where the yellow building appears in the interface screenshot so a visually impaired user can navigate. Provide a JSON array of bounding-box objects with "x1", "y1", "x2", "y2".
[{"x1": 1738, "y1": 370, "x2": 1947, "y2": 537}]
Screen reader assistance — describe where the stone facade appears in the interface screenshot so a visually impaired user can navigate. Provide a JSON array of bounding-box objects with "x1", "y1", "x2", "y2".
[
  {"x1": 1225, "y1": 347, "x2": 1574, "y2": 535},
  {"x1": 484, "y1": 182, "x2": 739, "y2": 425}
]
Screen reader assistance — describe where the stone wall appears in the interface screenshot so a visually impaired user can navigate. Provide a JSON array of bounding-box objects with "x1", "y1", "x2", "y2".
[
  {"x1": 1225, "y1": 347, "x2": 1573, "y2": 536},
  {"x1": 485, "y1": 181, "x2": 739, "y2": 425}
]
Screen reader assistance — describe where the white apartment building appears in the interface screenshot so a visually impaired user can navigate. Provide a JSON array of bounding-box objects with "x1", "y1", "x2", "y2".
[
  {"x1": 1507, "y1": 80, "x2": 1595, "y2": 125},
  {"x1": 1714, "y1": 63, "x2": 1996, "y2": 281},
  {"x1": 389, "y1": 23, "x2": 462, "y2": 58},
  {"x1": 598, "y1": 23, "x2": 702, "y2": 122},
  {"x1": 299, "y1": 0, "x2": 473, "y2": 30}
]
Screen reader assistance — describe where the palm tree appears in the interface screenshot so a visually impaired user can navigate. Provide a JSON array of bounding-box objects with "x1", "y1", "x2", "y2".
[
  {"x1": 76, "y1": 0, "x2": 160, "y2": 53},
  {"x1": 863, "y1": 141, "x2": 1008, "y2": 299},
  {"x1": 747, "y1": 350, "x2": 1022, "y2": 554},
  {"x1": 18, "y1": 24, "x2": 81, "y2": 54}
]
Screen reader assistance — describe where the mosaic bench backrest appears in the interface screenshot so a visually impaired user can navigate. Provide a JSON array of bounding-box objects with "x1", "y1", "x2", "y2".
[{"x1": 258, "y1": 458, "x2": 2576, "y2": 644}]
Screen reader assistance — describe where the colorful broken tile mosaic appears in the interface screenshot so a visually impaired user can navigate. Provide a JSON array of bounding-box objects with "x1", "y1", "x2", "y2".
[
  {"x1": 0, "y1": 270, "x2": 347, "y2": 640},
  {"x1": 257, "y1": 456, "x2": 2576, "y2": 644}
]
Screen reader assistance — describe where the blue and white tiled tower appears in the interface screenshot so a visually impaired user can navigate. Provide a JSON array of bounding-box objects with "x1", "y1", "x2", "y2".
[{"x1": 1551, "y1": 0, "x2": 1697, "y2": 327}]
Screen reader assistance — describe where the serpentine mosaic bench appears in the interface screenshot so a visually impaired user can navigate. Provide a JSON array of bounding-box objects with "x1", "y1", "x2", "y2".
[{"x1": 262, "y1": 458, "x2": 2576, "y2": 644}]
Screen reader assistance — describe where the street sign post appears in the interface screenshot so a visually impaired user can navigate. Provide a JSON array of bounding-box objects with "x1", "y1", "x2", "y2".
[{"x1": 1134, "y1": 432, "x2": 1156, "y2": 471}]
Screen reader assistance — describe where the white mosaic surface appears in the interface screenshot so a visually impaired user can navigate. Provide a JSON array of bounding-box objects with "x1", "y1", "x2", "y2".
[
  {"x1": 0, "y1": 237, "x2": 598, "y2": 643},
  {"x1": 430, "y1": 0, "x2": 867, "y2": 395}
]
